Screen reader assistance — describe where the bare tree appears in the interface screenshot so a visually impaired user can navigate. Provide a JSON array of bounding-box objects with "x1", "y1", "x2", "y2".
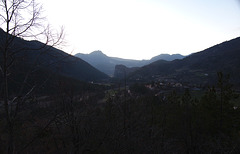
[{"x1": 0, "y1": 0, "x2": 64, "y2": 153}]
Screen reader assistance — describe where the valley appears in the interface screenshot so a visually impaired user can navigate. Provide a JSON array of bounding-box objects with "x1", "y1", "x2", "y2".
[{"x1": 1, "y1": 28, "x2": 240, "y2": 153}]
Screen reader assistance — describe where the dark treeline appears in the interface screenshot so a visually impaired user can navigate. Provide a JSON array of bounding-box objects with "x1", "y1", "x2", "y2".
[{"x1": 0, "y1": 72, "x2": 240, "y2": 153}]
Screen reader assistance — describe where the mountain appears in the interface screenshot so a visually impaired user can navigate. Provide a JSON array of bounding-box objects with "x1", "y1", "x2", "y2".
[
  {"x1": 129, "y1": 37, "x2": 240, "y2": 86},
  {"x1": 0, "y1": 28, "x2": 109, "y2": 94},
  {"x1": 114, "y1": 65, "x2": 139, "y2": 79},
  {"x1": 150, "y1": 54, "x2": 185, "y2": 62},
  {"x1": 75, "y1": 51, "x2": 145, "y2": 76},
  {"x1": 75, "y1": 51, "x2": 185, "y2": 76}
]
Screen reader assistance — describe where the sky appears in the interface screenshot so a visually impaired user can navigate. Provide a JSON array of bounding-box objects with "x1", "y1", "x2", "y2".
[{"x1": 38, "y1": 0, "x2": 240, "y2": 60}]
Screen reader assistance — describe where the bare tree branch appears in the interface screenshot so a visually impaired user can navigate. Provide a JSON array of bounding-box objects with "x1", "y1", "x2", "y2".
[{"x1": 0, "y1": 0, "x2": 65, "y2": 153}]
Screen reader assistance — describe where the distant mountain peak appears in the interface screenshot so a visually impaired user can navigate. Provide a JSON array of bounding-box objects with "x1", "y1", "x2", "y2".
[
  {"x1": 90, "y1": 50, "x2": 105, "y2": 55},
  {"x1": 150, "y1": 53, "x2": 185, "y2": 62},
  {"x1": 88, "y1": 50, "x2": 109, "y2": 59}
]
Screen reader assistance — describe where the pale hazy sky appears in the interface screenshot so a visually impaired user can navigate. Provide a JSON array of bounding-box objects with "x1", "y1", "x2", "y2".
[{"x1": 38, "y1": 0, "x2": 240, "y2": 60}]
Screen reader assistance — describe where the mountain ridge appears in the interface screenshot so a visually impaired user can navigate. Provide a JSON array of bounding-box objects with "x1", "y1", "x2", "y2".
[
  {"x1": 0, "y1": 28, "x2": 109, "y2": 86},
  {"x1": 75, "y1": 51, "x2": 185, "y2": 76},
  {"x1": 128, "y1": 37, "x2": 240, "y2": 86}
]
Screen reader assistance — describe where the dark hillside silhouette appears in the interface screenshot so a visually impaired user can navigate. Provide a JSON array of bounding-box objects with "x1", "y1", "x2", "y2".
[
  {"x1": 129, "y1": 37, "x2": 240, "y2": 86},
  {"x1": 0, "y1": 28, "x2": 109, "y2": 83}
]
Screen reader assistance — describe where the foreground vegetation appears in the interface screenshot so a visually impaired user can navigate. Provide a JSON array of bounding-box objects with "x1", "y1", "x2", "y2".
[{"x1": 0, "y1": 73, "x2": 239, "y2": 153}]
